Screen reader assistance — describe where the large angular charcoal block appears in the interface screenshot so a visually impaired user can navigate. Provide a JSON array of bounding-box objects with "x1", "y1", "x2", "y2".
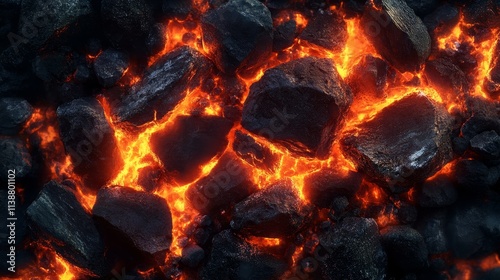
[
  {"x1": 151, "y1": 115, "x2": 233, "y2": 184},
  {"x1": 361, "y1": 0, "x2": 431, "y2": 72},
  {"x1": 417, "y1": 175, "x2": 457, "y2": 207},
  {"x1": 470, "y1": 130, "x2": 500, "y2": 161},
  {"x1": 0, "y1": 98, "x2": 32, "y2": 135},
  {"x1": 186, "y1": 152, "x2": 257, "y2": 214},
  {"x1": 57, "y1": 98, "x2": 122, "y2": 189},
  {"x1": 299, "y1": 12, "x2": 347, "y2": 51},
  {"x1": 453, "y1": 159, "x2": 498, "y2": 194},
  {"x1": 341, "y1": 93, "x2": 452, "y2": 190},
  {"x1": 424, "y1": 57, "x2": 468, "y2": 99},
  {"x1": 231, "y1": 180, "x2": 312, "y2": 237},
  {"x1": 113, "y1": 47, "x2": 211, "y2": 125},
  {"x1": 303, "y1": 168, "x2": 362, "y2": 208},
  {"x1": 201, "y1": 0, "x2": 273, "y2": 74},
  {"x1": 381, "y1": 226, "x2": 429, "y2": 272},
  {"x1": 200, "y1": 230, "x2": 287, "y2": 280},
  {"x1": 242, "y1": 57, "x2": 352, "y2": 158},
  {"x1": 318, "y1": 217, "x2": 387, "y2": 280},
  {"x1": 26, "y1": 181, "x2": 106, "y2": 275},
  {"x1": 92, "y1": 186, "x2": 172, "y2": 259},
  {"x1": 0, "y1": 137, "x2": 31, "y2": 181},
  {"x1": 93, "y1": 49, "x2": 128, "y2": 88}
]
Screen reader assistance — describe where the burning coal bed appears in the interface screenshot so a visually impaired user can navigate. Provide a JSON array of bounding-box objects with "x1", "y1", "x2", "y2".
[{"x1": 2, "y1": 0, "x2": 500, "y2": 279}]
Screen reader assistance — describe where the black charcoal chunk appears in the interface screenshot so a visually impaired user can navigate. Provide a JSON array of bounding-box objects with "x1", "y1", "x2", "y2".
[
  {"x1": 361, "y1": 0, "x2": 431, "y2": 72},
  {"x1": 201, "y1": 0, "x2": 273, "y2": 74},
  {"x1": 423, "y1": 4, "x2": 460, "y2": 38},
  {"x1": 232, "y1": 130, "x2": 277, "y2": 171},
  {"x1": 470, "y1": 130, "x2": 500, "y2": 161},
  {"x1": 273, "y1": 20, "x2": 296, "y2": 52},
  {"x1": 26, "y1": 181, "x2": 106, "y2": 275},
  {"x1": 181, "y1": 244, "x2": 204, "y2": 268},
  {"x1": 318, "y1": 217, "x2": 387, "y2": 280},
  {"x1": 424, "y1": 57, "x2": 468, "y2": 99},
  {"x1": 242, "y1": 57, "x2": 352, "y2": 158},
  {"x1": 461, "y1": 97, "x2": 500, "y2": 141},
  {"x1": 404, "y1": 0, "x2": 438, "y2": 17},
  {"x1": 299, "y1": 12, "x2": 347, "y2": 51},
  {"x1": 93, "y1": 49, "x2": 128, "y2": 88},
  {"x1": 151, "y1": 115, "x2": 233, "y2": 184},
  {"x1": 146, "y1": 23, "x2": 167, "y2": 56},
  {"x1": 114, "y1": 47, "x2": 211, "y2": 125},
  {"x1": 341, "y1": 93, "x2": 452, "y2": 191},
  {"x1": 92, "y1": 186, "x2": 172, "y2": 259},
  {"x1": 162, "y1": 0, "x2": 191, "y2": 19},
  {"x1": 57, "y1": 98, "x2": 122, "y2": 189},
  {"x1": 348, "y1": 55, "x2": 395, "y2": 99},
  {"x1": 0, "y1": 137, "x2": 31, "y2": 181},
  {"x1": 200, "y1": 230, "x2": 287, "y2": 280},
  {"x1": 0, "y1": 98, "x2": 32, "y2": 135},
  {"x1": 453, "y1": 159, "x2": 498, "y2": 193},
  {"x1": 417, "y1": 210, "x2": 448, "y2": 254},
  {"x1": 381, "y1": 226, "x2": 429, "y2": 272},
  {"x1": 418, "y1": 175, "x2": 457, "y2": 207},
  {"x1": 231, "y1": 179, "x2": 312, "y2": 237}
]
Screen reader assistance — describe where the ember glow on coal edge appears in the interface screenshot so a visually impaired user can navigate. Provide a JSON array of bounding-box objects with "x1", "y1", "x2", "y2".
[{"x1": 1, "y1": 0, "x2": 500, "y2": 279}]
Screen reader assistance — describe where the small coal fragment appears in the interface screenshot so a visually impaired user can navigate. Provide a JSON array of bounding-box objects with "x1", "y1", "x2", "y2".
[
  {"x1": 417, "y1": 175, "x2": 457, "y2": 207},
  {"x1": 404, "y1": 0, "x2": 438, "y2": 17},
  {"x1": 461, "y1": 97, "x2": 500, "y2": 142},
  {"x1": 341, "y1": 93, "x2": 452, "y2": 190},
  {"x1": 273, "y1": 20, "x2": 296, "y2": 52},
  {"x1": 470, "y1": 130, "x2": 500, "y2": 161},
  {"x1": 187, "y1": 152, "x2": 257, "y2": 213},
  {"x1": 92, "y1": 186, "x2": 172, "y2": 260},
  {"x1": 347, "y1": 55, "x2": 395, "y2": 99},
  {"x1": 484, "y1": 37, "x2": 500, "y2": 97},
  {"x1": 423, "y1": 4, "x2": 460, "y2": 38},
  {"x1": 114, "y1": 47, "x2": 211, "y2": 125},
  {"x1": 232, "y1": 130, "x2": 277, "y2": 171},
  {"x1": 93, "y1": 49, "x2": 128, "y2": 88},
  {"x1": 242, "y1": 57, "x2": 352, "y2": 158},
  {"x1": 200, "y1": 230, "x2": 287, "y2": 280},
  {"x1": 137, "y1": 165, "x2": 164, "y2": 192},
  {"x1": 416, "y1": 210, "x2": 448, "y2": 254},
  {"x1": 299, "y1": 12, "x2": 347, "y2": 51},
  {"x1": 318, "y1": 217, "x2": 387, "y2": 280},
  {"x1": 424, "y1": 57, "x2": 468, "y2": 99},
  {"x1": 151, "y1": 115, "x2": 233, "y2": 184},
  {"x1": 0, "y1": 137, "x2": 31, "y2": 181},
  {"x1": 231, "y1": 179, "x2": 312, "y2": 237},
  {"x1": 381, "y1": 226, "x2": 429, "y2": 272},
  {"x1": 453, "y1": 159, "x2": 498, "y2": 193},
  {"x1": 303, "y1": 168, "x2": 362, "y2": 208},
  {"x1": 181, "y1": 244, "x2": 204, "y2": 268},
  {"x1": 57, "y1": 98, "x2": 122, "y2": 189},
  {"x1": 201, "y1": 0, "x2": 273, "y2": 74},
  {"x1": 26, "y1": 181, "x2": 106, "y2": 275},
  {"x1": 0, "y1": 98, "x2": 32, "y2": 135},
  {"x1": 101, "y1": 0, "x2": 153, "y2": 51},
  {"x1": 361, "y1": 0, "x2": 431, "y2": 72}
]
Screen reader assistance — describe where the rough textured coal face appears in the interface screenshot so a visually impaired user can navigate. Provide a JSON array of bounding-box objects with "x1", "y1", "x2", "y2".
[
  {"x1": 299, "y1": 12, "x2": 347, "y2": 51},
  {"x1": 26, "y1": 181, "x2": 107, "y2": 275},
  {"x1": 424, "y1": 57, "x2": 468, "y2": 100},
  {"x1": 381, "y1": 226, "x2": 429, "y2": 272},
  {"x1": 461, "y1": 97, "x2": 500, "y2": 142},
  {"x1": 416, "y1": 210, "x2": 448, "y2": 254},
  {"x1": 242, "y1": 57, "x2": 352, "y2": 158},
  {"x1": 470, "y1": 130, "x2": 500, "y2": 162},
  {"x1": 57, "y1": 98, "x2": 122, "y2": 189},
  {"x1": 181, "y1": 244, "x2": 205, "y2": 268},
  {"x1": 200, "y1": 230, "x2": 287, "y2": 280},
  {"x1": 348, "y1": 55, "x2": 396, "y2": 99},
  {"x1": 453, "y1": 159, "x2": 498, "y2": 194},
  {"x1": 201, "y1": 0, "x2": 273, "y2": 75},
  {"x1": 417, "y1": 175, "x2": 457, "y2": 207},
  {"x1": 303, "y1": 168, "x2": 362, "y2": 208},
  {"x1": 0, "y1": 137, "x2": 32, "y2": 182},
  {"x1": 318, "y1": 217, "x2": 387, "y2": 280},
  {"x1": 231, "y1": 179, "x2": 312, "y2": 237},
  {"x1": 113, "y1": 47, "x2": 211, "y2": 126},
  {"x1": 341, "y1": 93, "x2": 452, "y2": 191},
  {"x1": 232, "y1": 130, "x2": 277, "y2": 171},
  {"x1": 93, "y1": 49, "x2": 128, "y2": 88},
  {"x1": 92, "y1": 186, "x2": 172, "y2": 261},
  {"x1": 361, "y1": 0, "x2": 431, "y2": 72},
  {"x1": 151, "y1": 115, "x2": 233, "y2": 184},
  {"x1": 186, "y1": 152, "x2": 257, "y2": 214},
  {"x1": 0, "y1": 98, "x2": 32, "y2": 135},
  {"x1": 484, "y1": 37, "x2": 500, "y2": 98},
  {"x1": 101, "y1": 0, "x2": 153, "y2": 52},
  {"x1": 273, "y1": 19, "x2": 296, "y2": 52}
]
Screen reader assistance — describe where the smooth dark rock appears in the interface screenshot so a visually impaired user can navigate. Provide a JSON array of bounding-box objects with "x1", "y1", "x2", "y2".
[
  {"x1": 187, "y1": 152, "x2": 257, "y2": 213},
  {"x1": 92, "y1": 186, "x2": 172, "y2": 259},
  {"x1": 26, "y1": 181, "x2": 106, "y2": 275},
  {"x1": 453, "y1": 159, "x2": 498, "y2": 193},
  {"x1": 299, "y1": 11, "x2": 347, "y2": 51},
  {"x1": 57, "y1": 98, "x2": 122, "y2": 189},
  {"x1": 318, "y1": 217, "x2": 387, "y2": 280},
  {"x1": 114, "y1": 47, "x2": 211, "y2": 125},
  {"x1": 0, "y1": 98, "x2": 32, "y2": 135},
  {"x1": 232, "y1": 130, "x2": 277, "y2": 171},
  {"x1": 181, "y1": 244, "x2": 204, "y2": 268},
  {"x1": 341, "y1": 93, "x2": 452, "y2": 190},
  {"x1": 303, "y1": 168, "x2": 362, "y2": 208},
  {"x1": 151, "y1": 115, "x2": 233, "y2": 184},
  {"x1": 231, "y1": 179, "x2": 312, "y2": 237},
  {"x1": 93, "y1": 49, "x2": 128, "y2": 88},
  {"x1": 417, "y1": 210, "x2": 448, "y2": 254},
  {"x1": 470, "y1": 130, "x2": 500, "y2": 161},
  {"x1": 381, "y1": 226, "x2": 429, "y2": 272},
  {"x1": 418, "y1": 175, "x2": 457, "y2": 207},
  {"x1": 424, "y1": 57, "x2": 468, "y2": 100},
  {"x1": 201, "y1": 0, "x2": 273, "y2": 74},
  {"x1": 348, "y1": 55, "x2": 396, "y2": 98},
  {"x1": 273, "y1": 20, "x2": 296, "y2": 52},
  {"x1": 362, "y1": 0, "x2": 431, "y2": 72},
  {"x1": 242, "y1": 57, "x2": 352, "y2": 158},
  {"x1": 0, "y1": 137, "x2": 31, "y2": 181},
  {"x1": 200, "y1": 230, "x2": 287, "y2": 280}
]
